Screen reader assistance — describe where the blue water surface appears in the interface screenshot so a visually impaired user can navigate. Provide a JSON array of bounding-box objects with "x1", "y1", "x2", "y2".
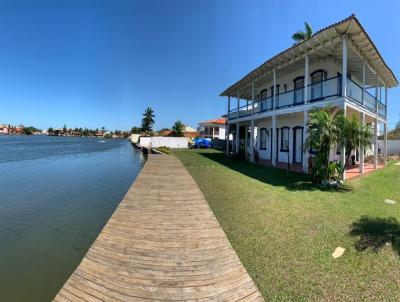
[{"x1": 0, "y1": 135, "x2": 145, "y2": 302}]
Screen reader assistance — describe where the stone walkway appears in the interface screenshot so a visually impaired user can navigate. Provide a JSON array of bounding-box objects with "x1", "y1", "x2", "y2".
[{"x1": 54, "y1": 154, "x2": 263, "y2": 301}]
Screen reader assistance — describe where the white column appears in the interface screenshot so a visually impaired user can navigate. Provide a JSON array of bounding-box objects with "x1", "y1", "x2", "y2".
[
  {"x1": 385, "y1": 87, "x2": 388, "y2": 118},
  {"x1": 303, "y1": 110, "x2": 309, "y2": 173},
  {"x1": 272, "y1": 115, "x2": 277, "y2": 166},
  {"x1": 374, "y1": 118, "x2": 378, "y2": 169},
  {"x1": 273, "y1": 68, "x2": 277, "y2": 109},
  {"x1": 359, "y1": 112, "x2": 365, "y2": 174},
  {"x1": 362, "y1": 62, "x2": 365, "y2": 106},
  {"x1": 244, "y1": 125, "x2": 248, "y2": 160},
  {"x1": 250, "y1": 81, "x2": 255, "y2": 163},
  {"x1": 236, "y1": 92, "x2": 240, "y2": 153},
  {"x1": 342, "y1": 36, "x2": 347, "y2": 97},
  {"x1": 341, "y1": 103, "x2": 347, "y2": 180},
  {"x1": 304, "y1": 54, "x2": 309, "y2": 104},
  {"x1": 375, "y1": 76, "x2": 379, "y2": 113},
  {"x1": 384, "y1": 122, "x2": 388, "y2": 167},
  {"x1": 226, "y1": 96, "x2": 230, "y2": 155},
  {"x1": 303, "y1": 55, "x2": 309, "y2": 173}
]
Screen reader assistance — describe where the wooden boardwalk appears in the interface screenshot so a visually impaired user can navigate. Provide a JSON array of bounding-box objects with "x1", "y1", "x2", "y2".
[{"x1": 54, "y1": 154, "x2": 263, "y2": 301}]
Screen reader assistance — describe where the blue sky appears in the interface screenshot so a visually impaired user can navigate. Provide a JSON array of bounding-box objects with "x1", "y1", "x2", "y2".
[{"x1": 0, "y1": 0, "x2": 399, "y2": 131}]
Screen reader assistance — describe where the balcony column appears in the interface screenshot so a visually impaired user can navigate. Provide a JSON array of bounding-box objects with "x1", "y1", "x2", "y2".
[
  {"x1": 272, "y1": 115, "x2": 277, "y2": 167},
  {"x1": 304, "y1": 54, "x2": 309, "y2": 104},
  {"x1": 340, "y1": 103, "x2": 347, "y2": 180},
  {"x1": 362, "y1": 62, "x2": 366, "y2": 106},
  {"x1": 244, "y1": 124, "x2": 248, "y2": 160},
  {"x1": 384, "y1": 121, "x2": 388, "y2": 167},
  {"x1": 359, "y1": 112, "x2": 365, "y2": 174},
  {"x1": 342, "y1": 35, "x2": 347, "y2": 97},
  {"x1": 375, "y1": 76, "x2": 379, "y2": 113},
  {"x1": 273, "y1": 68, "x2": 277, "y2": 109},
  {"x1": 303, "y1": 111, "x2": 309, "y2": 173},
  {"x1": 226, "y1": 96, "x2": 230, "y2": 155},
  {"x1": 250, "y1": 81, "x2": 255, "y2": 163},
  {"x1": 236, "y1": 92, "x2": 240, "y2": 154},
  {"x1": 385, "y1": 87, "x2": 388, "y2": 118},
  {"x1": 303, "y1": 55, "x2": 309, "y2": 173},
  {"x1": 374, "y1": 118, "x2": 378, "y2": 169}
]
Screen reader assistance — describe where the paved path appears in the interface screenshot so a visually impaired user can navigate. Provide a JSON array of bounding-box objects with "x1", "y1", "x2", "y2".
[{"x1": 54, "y1": 154, "x2": 263, "y2": 301}]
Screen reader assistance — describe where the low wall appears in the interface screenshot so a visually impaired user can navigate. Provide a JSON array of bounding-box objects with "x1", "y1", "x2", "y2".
[
  {"x1": 378, "y1": 140, "x2": 400, "y2": 154},
  {"x1": 139, "y1": 136, "x2": 189, "y2": 148},
  {"x1": 129, "y1": 134, "x2": 140, "y2": 144}
]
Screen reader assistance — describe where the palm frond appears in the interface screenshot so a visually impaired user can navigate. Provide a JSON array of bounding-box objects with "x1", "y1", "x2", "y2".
[
  {"x1": 304, "y1": 22, "x2": 313, "y2": 38},
  {"x1": 292, "y1": 31, "x2": 306, "y2": 42}
]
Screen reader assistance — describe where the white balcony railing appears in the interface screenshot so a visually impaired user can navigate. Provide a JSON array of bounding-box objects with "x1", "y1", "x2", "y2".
[{"x1": 228, "y1": 76, "x2": 386, "y2": 120}]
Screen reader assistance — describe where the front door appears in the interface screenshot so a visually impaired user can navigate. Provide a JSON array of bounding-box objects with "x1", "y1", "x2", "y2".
[{"x1": 293, "y1": 127, "x2": 303, "y2": 164}]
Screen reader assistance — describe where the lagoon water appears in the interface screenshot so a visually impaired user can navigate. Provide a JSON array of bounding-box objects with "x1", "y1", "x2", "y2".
[{"x1": 0, "y1": 135, "x2": 145, "y2": 301}]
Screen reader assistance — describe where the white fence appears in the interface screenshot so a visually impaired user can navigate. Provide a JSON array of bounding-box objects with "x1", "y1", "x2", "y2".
[
  {"x1": 139, "y1": 136, "x2": 189, "y2": 149},
  {"x1": 378, "y1": 140, "x2": 400, "y2": 154}
]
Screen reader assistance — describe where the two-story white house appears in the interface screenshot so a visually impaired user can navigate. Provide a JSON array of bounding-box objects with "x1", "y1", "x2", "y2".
[
  {"x1": 221, "y1": 15, "x2": 397, "y2": 179},
  {"x1": 198, "y1": 117, "x2": 227, "y2": 140}
]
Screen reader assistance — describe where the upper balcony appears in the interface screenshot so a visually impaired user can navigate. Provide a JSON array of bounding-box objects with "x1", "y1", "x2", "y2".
[{"x1": 228, "y1": 76, "x2": 386, "y2": 121}]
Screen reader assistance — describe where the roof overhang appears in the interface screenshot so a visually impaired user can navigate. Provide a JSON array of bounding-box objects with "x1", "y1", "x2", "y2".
[{"x1": 220, "y1": 15, "x2": 398, "y2": 99}]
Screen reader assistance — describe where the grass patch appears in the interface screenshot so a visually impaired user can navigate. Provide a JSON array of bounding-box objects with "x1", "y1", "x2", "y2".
[
  {"x1": 154, "y1": 146, "x2": 171, "y2": 154},
  {"x1": 173, "y1": 149, "x2": 400, "y2": 301}
]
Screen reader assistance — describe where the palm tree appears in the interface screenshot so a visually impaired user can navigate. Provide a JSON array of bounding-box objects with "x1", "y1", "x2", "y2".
[
  {"x1": 292, "y1": 22, "x2": 313, "y2": 44},
  {"x1": 337, "y1": 114, "x2": 373, "y2": 167},
  {"x1": 304, "y1": 106, "x2": 342, "y2": 181},
  {"x1": 141, "y1": 107, "x2": 155, "y2": 134},
  {"x1": 172, "y1": 120, "x2": 185, "y2": 137}
]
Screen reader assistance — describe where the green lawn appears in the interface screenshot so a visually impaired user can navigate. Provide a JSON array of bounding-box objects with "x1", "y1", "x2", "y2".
[{"x1": 173, "y1": 149, "x2": 400, "y2": 302}]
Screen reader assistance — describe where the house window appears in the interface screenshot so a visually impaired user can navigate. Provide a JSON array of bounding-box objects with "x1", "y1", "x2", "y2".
[
  {"x1": 271, "y1": 85, "x2": 280, "y2": 107},
  {"x1": 280, "y1": 127, "x2": 289, "y2": 152},
  {"x1": 260, "y1": 128, "x2": 268, "y2": 150},
  {"x1": 271, "y1": 85, "x2": 280, "y2": 97},
  {"x1": 311, "y1": 70, "x2": 324, "y2": 100},
  {"x1": 336, "y1": 143, "x2": 341, "y2": 155},
  {"x1": 293, "y1": 76, "x2": 304, "y2": 104},
  {"x1": 260, "y1": 89, "x2": 268, "y2": 100},
  {"x1": 260, "y1": 89, "x2": 268, "y2": 111}
]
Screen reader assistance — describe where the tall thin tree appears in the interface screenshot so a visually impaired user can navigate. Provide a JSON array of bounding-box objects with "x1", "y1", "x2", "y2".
[{"x1": 141, "y1": 107, "x2": 155, "y2": 134}]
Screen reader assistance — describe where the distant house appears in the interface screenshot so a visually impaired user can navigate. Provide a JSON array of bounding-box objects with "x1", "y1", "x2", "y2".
[
  {"x1": 15, "y1": 125, "x2": 24, "y2": 134},
  {"x1": 198, "y1": 118, "x2": 227, "y2": 140},
  {"x1": 0, "y1": 124, "x2": 9, "y2": 134},
  {"x1": 159, "y1": 126, "x2": 198, "y2": 138},
  {"x1": 159, "y1": 129, "x2": 173, "y2": 137},
  {"x1": 183, "y1": 126, "x2": 198, "y2": 138},
  {"x1": 53, "y1": 128, "x2": 63, "y2": 136}
]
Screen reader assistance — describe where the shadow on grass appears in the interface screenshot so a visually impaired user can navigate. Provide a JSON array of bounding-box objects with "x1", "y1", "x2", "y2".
[
  {"x1": 196, "y1": 150, "x2": 352, "y2": 192},
  {"x1": 350, "y1": 216, "x2": 400, "y2": 255}
]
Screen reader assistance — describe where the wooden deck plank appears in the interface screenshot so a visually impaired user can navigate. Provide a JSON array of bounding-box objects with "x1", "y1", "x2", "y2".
[{"x1": 53, "y1": 154, "x2": 263, "y2": 301}]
